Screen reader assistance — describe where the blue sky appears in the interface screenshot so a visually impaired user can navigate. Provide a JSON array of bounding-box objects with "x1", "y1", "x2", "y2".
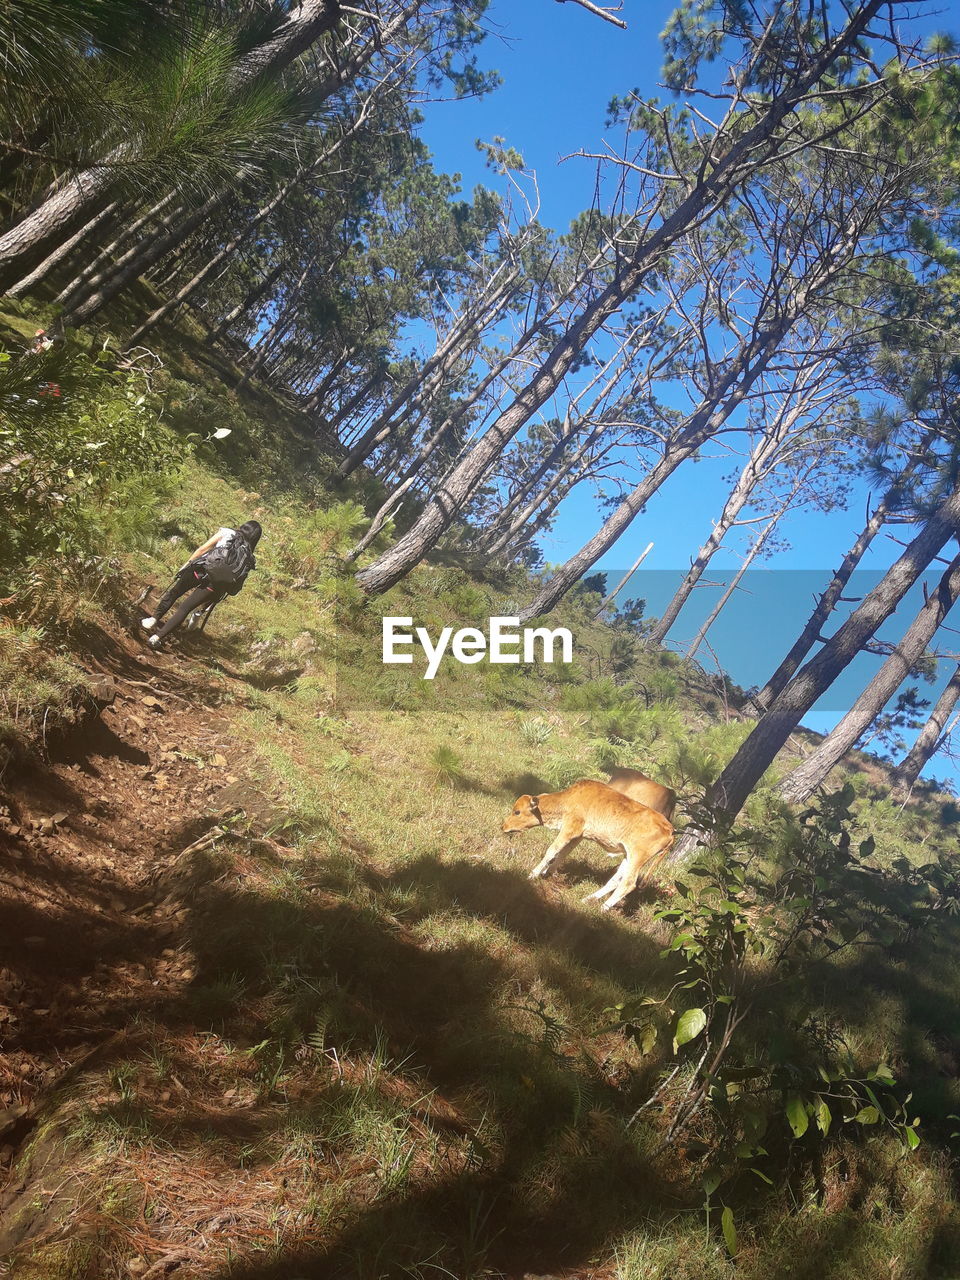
[{"x1": 413, "y1": 1, "x2": 960, "y2": 784}]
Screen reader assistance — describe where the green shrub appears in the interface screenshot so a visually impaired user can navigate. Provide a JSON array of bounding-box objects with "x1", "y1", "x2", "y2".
[
  {"x1": 611, "y1": 789, "x2": 934, "y2": 1252},
  {"x1": 1, "y1": 342, "x2": 183, "y2": 607},
  {"x1": 517, "y1": 715, "x2": 553, "y2": 746},
  {"x1": 428, "y1": 743, "x2": 467, "y2": 787}
]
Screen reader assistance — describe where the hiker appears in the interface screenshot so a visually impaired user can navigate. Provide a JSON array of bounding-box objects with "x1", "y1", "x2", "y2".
[{"x1": 141, "y1": 520, "x2": 262, "y2": 648}]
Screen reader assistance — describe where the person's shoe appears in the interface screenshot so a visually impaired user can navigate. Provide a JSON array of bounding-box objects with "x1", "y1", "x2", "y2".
[
  {"x1": 147, "y1": 634, "x2": 162, "y2": 648},
  {"x1": 141, "y1": 616, "x2": 157, "y2": 631}
]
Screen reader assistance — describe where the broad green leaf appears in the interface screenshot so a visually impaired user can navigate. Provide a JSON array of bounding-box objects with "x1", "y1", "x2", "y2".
[
  {"x1": 863, "y1": 1084, "x2": 883, "y2": 1112},
  {"x1": 785, "y1": 1092, "x2": 809, "y2": 1138},
  {"x1": 905, "y1": 1126, "x2": 921, "y2": 1150},
  {"x1": 639, "y1": 1024, "x2": 658, "y2": 1056},
  {"x1": 721, "y1": 1205, "x2": 737, "y2": 1257},
  {"x1": 702, "y1": 1171, "x2": 722, "y2": 1197},
  {"x1": 816, "y1": 1098, "x2": 832, "y2": 1136},
  {"x1": 854, "y1": 1106, "x2": 880, "y2": 1125},
  {"x1": 675, "y1": 1007, "x2": 707, "y2": 1048}
]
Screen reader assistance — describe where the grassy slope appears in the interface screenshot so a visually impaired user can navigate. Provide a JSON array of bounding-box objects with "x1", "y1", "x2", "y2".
[{"x1": 3, "y1": 338, "x2": 960, "y2": 1277}]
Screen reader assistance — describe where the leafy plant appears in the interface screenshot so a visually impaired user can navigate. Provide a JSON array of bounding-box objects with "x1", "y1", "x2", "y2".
[
  {"x1": 610, "y1": 787, "x2": 936, "y2": 1241},
  {"x1": 429, "y1": 743, "x2": 466, "y2": 787},
  {"x1": 517, "y1": 715, "x2": 553, "y2": 746},
  {"x1": 0, "y1": 341, "x2": 183, "y2": 605}
]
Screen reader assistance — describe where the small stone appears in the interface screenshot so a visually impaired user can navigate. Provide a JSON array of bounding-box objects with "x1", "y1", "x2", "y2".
[{"x1": 88, "y1": 676, "x2": 116, "y2": 705}]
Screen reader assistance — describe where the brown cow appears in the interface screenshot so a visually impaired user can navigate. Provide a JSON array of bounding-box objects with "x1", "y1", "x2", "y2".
[
  {"x1": 605, "y1": 767, "x2": 677, "y2": 821},
  {"x1": 501, "y1": 779, "x2": 674, "y2": 911}
]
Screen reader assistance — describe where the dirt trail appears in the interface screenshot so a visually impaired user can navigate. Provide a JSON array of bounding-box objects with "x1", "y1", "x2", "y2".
[{"x1": 0, "y1": 619, "x2": 260, "y2": 1174}]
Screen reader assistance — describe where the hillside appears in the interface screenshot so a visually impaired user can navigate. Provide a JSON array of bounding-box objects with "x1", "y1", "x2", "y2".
[{"x1": 3, "y1": 382, "x2": 960, "y2": 1278}]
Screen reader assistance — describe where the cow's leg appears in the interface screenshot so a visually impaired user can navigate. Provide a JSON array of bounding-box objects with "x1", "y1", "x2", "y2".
[
  {"x1": 583, "y1": 856, "x2": 627, "y2": 903},
  {"x1": 529, "y1": 827, "x2": 582, "y2": 879},
  {"x1": 601, "y1": 835, "x2": 673, "y2": 911},
  {"x1": 600, "y1": 855, "x2": 641, "y2": 910}
]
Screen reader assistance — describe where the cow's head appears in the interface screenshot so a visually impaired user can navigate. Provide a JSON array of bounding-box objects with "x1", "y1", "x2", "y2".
[{"x1": 502, "y1": 794, "x2": 543, "y2": 833}]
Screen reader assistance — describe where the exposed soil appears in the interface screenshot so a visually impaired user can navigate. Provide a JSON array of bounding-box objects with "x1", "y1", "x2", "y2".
[{"x1": 0, "y1": 619, "x2": 264, "y2": 1179}]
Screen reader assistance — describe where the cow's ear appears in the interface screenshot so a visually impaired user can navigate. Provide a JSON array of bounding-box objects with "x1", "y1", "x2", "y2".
[{"x1": 531, "y1": 795, "x2": 542, "y2": 813}]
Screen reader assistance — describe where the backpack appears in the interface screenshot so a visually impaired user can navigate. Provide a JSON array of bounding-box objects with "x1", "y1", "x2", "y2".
[{"x1": 196, "y1": 533, "x2": 254, "y2": 594}]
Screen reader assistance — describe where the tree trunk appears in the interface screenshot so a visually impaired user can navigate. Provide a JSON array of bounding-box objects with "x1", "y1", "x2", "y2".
[
  {"x1": 668, "y1": 482, "x2": 960, "y2": 856},
  {"x1": 325, "y1": 365, "x2": 386, "y2": 433},
  {"x1": 484, "y1": 426, "x2": 608, "y2": 557},
  {"x1": 62, "y1": 193, "x2": 223, "y2": 324},
  {"x1": 688, "y1": 513, "x2": 781, "y2": 660},
  {"x1": 651, "y1": 479, "x2": 765, "y2": 645},
  {"x1": 475, "y1": 434, "x2": 573, "y2": 551},
  {"x1": 335, "y1": 264, "x2": 522, "y2": 477},
  {"x1": 514, "y1": 312, "x2": 804, "y2": 621},
  {"x1": 0, "y1": 0, "x2": 344, "y2": 286},
  {"x1": 892, "y1": 662, "x2": 960, "y2": 794},
  {"x1": 753, "y1": 476, "x2": 914, "y2": 710},
  {"x1": 354, "y1": 0, "x2": 891, "y2": 598},
  {"x1": 594, "y1": 542, "x2": 654, "y2": 619},
  {"x1": 372, "y1": 287, "x2": 588, "y2": 511},
  {"x1": 205, "y1": 261, "x2": 284, "y2": 345},
  {"x1": 6, "y1": 199, "x2": 119, "y2": 297},
  {"x1": 0, "y1": 165, "x2": 116, "y2": 289},
  {"x1": 237, "y1": 263, "x2": 311, "y2": 385},
  {"x1": 54, "y1": 192, "x2": 178, "y2": 306},
  {"x1": 647, "y1": 393, "x2": 811, "y2": 644},
  {"x1": 777, "y1": 552, "x2": 960, "y2": 804},
  {"x1": 299, "y1": 345, "x2": 358, "y2": 412}
]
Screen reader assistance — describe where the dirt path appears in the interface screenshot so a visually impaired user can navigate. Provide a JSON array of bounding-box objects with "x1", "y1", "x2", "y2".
[{"x1": 0, "y1": 621, "x2": 257, "y2": 1173}]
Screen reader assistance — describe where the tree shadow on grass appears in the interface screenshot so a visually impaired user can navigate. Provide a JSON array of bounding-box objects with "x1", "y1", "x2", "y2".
[
  {"x1": 196, "y1": 853, "x2": 960, "y2": 1279},
  {"x1": 498, "y1": 771, "x2": 550, "y2": 798},
  {"x1": 386, "y1": 853, "x2": 673, "y2": 980},
  {"x1": 11, "y1": 827, "x2": 960, "y2": 1280},
  {"x1": 159, "y1": 859, "x2": 681, "y2": 1279}
]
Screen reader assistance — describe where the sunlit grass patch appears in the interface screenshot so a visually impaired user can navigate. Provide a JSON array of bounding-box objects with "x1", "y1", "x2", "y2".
[{"x1": 0, "y1": 620, "x2": 93, "y2": 765}]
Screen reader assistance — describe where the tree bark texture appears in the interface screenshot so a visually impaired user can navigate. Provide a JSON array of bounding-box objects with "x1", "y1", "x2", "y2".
[
  {"x1": 6, "y1": 199, "x2": 119, "y2": 297},
  {"x1": 668, "y1": 487, "x2": 960, "y2": 857},
  {"x1": 893, "y1": 662, "x2": 960, "y2": 794},
  {"x1": 777, "y1": 553, "x2": 960, "y2": 804}
]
